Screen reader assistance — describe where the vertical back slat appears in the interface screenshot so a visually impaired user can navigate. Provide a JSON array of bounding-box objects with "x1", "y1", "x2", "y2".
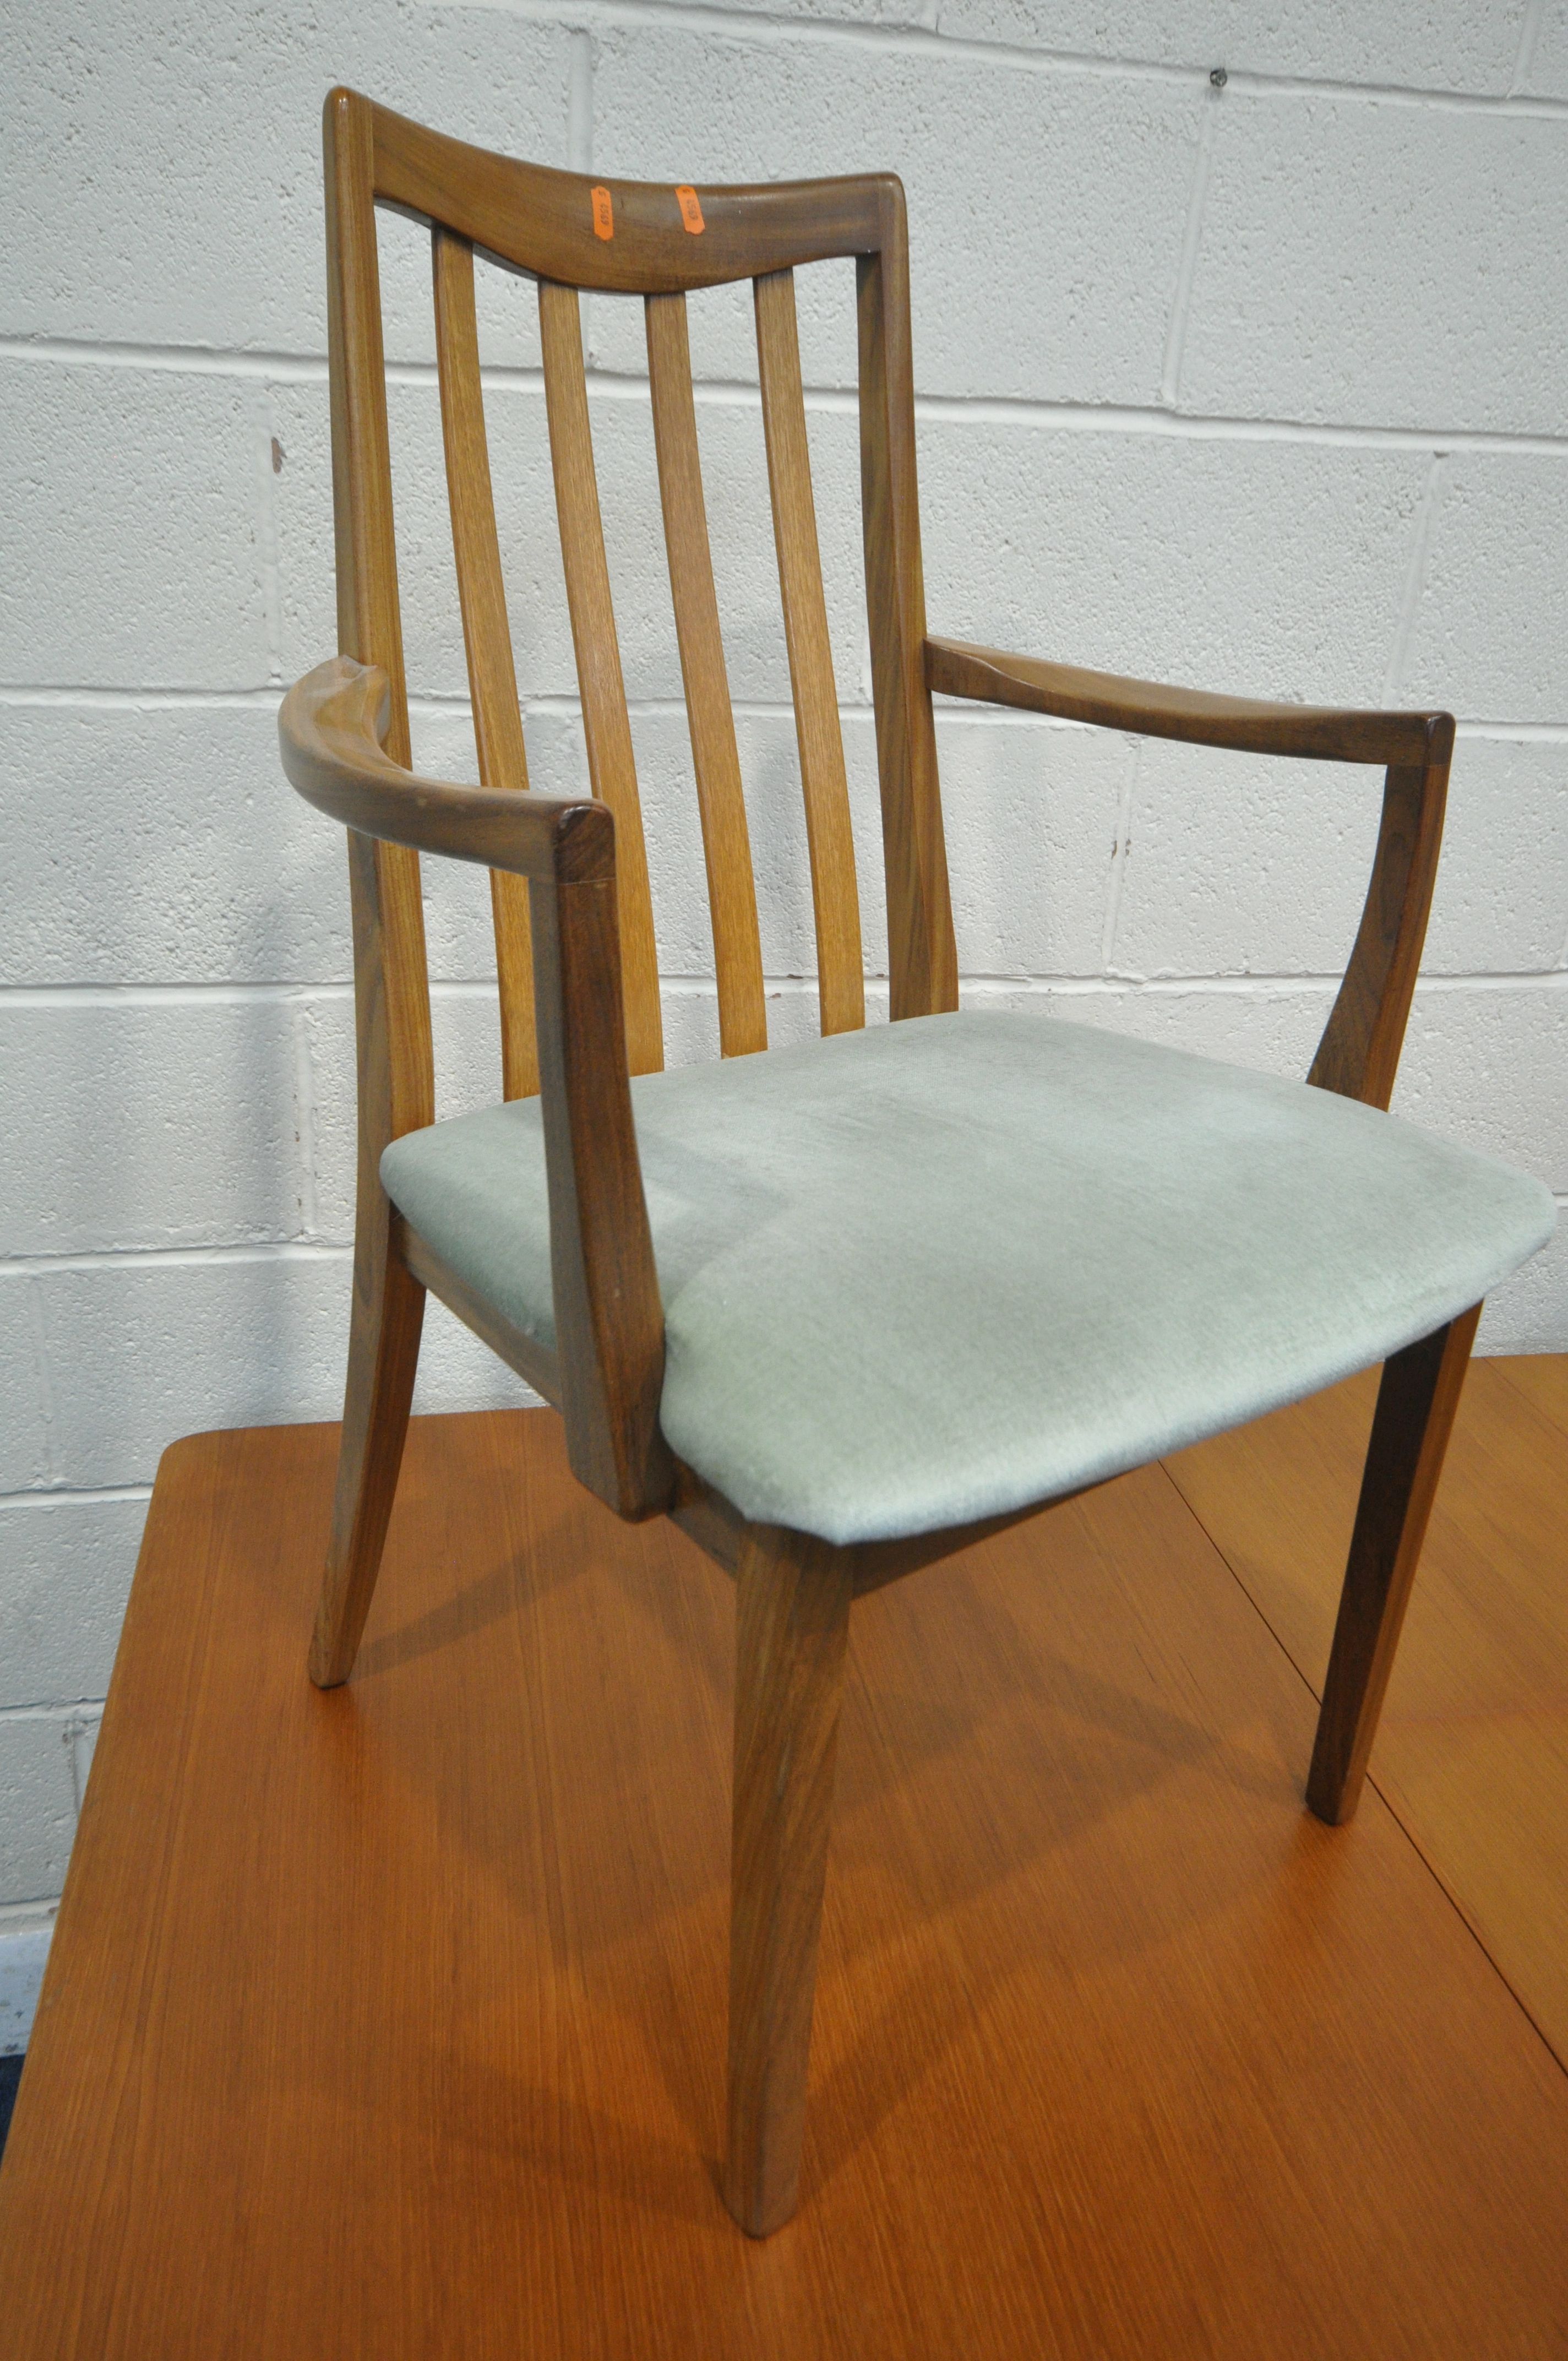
[
  {"x1": 754, "y1": 269, "x2": 865, "y2": 1037},
  {"x1": 537, "y1": 279, "x2": 664, "y2": 1077},
  {"x1": 432, "y1": 226, "x2": 538, "y2": 1100},
  {"x1": 645, "y1": 292, "x2": 767, "y2": 1059}
]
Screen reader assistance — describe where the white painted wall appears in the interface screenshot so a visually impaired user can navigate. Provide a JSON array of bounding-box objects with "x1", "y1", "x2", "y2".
[{"x1": 3, "y1": 0, "x2": 1566, "y2": 2022}]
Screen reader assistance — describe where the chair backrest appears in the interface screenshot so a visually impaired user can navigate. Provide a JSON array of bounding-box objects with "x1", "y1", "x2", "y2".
[{"x1": 322, "y1": 86, "x2": 958, "y2": 1123}]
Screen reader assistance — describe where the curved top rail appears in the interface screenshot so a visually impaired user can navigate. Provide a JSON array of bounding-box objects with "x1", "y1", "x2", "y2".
[{"x1": 339, "y1": 89, "x2": 896, "y2": 294}]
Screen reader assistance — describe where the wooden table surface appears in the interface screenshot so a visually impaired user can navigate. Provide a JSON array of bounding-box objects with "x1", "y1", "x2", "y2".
[
  {"x1": 1168, "y1": 1356, "x2": 1568, "y2": 2065},
  {"x1": 1, "y1": 1377, "x2": 1565, "y2": 2358}
]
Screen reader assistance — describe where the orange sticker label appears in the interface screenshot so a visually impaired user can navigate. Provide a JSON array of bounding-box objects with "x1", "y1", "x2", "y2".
[
  {"x1": 676, "y1": 184, "x2": 705, "y2": 235},
  {"x1": 591, "y1": 184, "x2": 613, "y2": 240}
]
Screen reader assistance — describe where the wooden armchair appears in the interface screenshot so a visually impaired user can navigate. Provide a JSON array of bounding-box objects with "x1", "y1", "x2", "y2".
[{"x1": 278, "y1": 89, "x2": 1555, "y2": 2237}]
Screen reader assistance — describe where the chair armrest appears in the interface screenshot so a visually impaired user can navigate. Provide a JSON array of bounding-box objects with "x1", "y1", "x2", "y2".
[
  {"x1": 927, "y1": 634, "x2": 1455, "y2": 1114},
  {"x1": 279, "y1": 655, "x2": 614, "y2": 882},
  {"x1": 282, "y1": 653, "x2": 672, "y2": 1524},
  {"x1": 925, "y1": 636, "x2": 1453, "y2": 768}
]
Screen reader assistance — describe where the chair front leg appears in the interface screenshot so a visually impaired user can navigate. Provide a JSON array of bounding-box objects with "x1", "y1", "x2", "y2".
[
  {"x1": 1306, "y1": 1303, "x2": 1482, "y2": 1825},
  {"x1": 724, "y1": 1524, "x2": 854, "y2": 2237}
]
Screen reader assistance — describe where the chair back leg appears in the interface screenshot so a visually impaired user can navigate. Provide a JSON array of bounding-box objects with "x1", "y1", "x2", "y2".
[
  {"x1": 724, "y1": 1525, "x2": 854, "y2": 2235},
  {"x1": 309, "y1": 1206, "x2": 426, "y2": 1688},
  {"x1": 1306, "y1": 1303, "x2": 1482, "y2": 1824}
]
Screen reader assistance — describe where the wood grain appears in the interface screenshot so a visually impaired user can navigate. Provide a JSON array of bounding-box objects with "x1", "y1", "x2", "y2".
[
  {"x1": 285, "y1": 656, "x2": 668, "y2": 1528},
  {"x1": 309, "y1": 1183, "x2": 425, "y2": 1688},
  {"x1": 1305, "y1": 1306, "x2": 1482, "y2": 1823},
  {"x1": 278, "y1": 658, "x2": 614, "y2": 882},
  {"x1": 370, "y1": 91, "x2": 891, "y2": 296},
  {"x1": 400, "y1": 1221, "x2": 561, "y2": 1406},
  {"x1": 432, "y1": 225, "x2": 538, "y2": 1101},
  {"x1": 725, "y1": 1526, "x2": 853, "y2": 2234},
  {"x1": 538, "y1": 277, "x2": 664, "y2": 1078},
  {"x1": 669, "y1": 1457, "x2": 1108, "y2": 1597},
  {"x1": 755, "y1": 267, "x2": 865, "y2": 1037},
  {"x1": 271, "y1": 105, "x2": 1532, "y2": 2264},
  {"x1": 1308, "y1": 752, "x2": 1451, "y2": 1109},
  {"x1": 927, "y1": 635, "x2": 1450, "y2": 768},
  {"x1": 1495, "y1": 1350, "x2": 1568, "y2": 1439},
  {"x1": 1167, "y1": 1354, "x2": 1568, "y2": 2068},
  {"x1": 293, "y1": 95, "x2": 1461, "y2": 1614},
  {"x1": 3, "y1": 1411, "x2": 1566, "y2": 2355},
  {"x1": 322, "y1": 95, "x2": 434, "y2": 1139},
  {"x1": 527, "y1": 872, "x2": 672, "y2": 1518},
  {"x1": 314, "y1": 90, "x2": 437, "y2": 1690},
  {"x1": 645, "y1": 291, "x2": 767, "y2": 1059},
  {"x1": 857, "y1": 199, "x2": 957, "y2": 1022},
  {"x1": 926, "y1": 632, "x2": 1452, "y2": 1108}
]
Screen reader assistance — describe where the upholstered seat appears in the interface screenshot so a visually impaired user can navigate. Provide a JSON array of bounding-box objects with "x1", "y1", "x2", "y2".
[{"x1": 383, "y1": 1011, "x2": 1553, "y2": 1545}]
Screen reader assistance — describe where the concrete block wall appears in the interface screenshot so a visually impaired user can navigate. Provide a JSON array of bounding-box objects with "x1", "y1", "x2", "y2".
[{"x1": 2, "y1": 0, "x2": 1565, "y2": 2026}]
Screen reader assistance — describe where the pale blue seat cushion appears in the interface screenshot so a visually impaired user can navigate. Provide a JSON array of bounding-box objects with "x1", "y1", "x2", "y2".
[{"x1": 381, "y1": 1013, "x2": 1555, "y2": 1546}]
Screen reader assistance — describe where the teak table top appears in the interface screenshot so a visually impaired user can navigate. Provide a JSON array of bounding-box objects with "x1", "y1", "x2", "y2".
[{"x1": 2, "y1": 1396, "x2": 1565, "y2": 2359}]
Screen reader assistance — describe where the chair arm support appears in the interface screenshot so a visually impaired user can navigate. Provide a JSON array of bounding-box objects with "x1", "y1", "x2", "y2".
[
  {"x1": 279, "y1": 655, "x2": 616, "y2": 883},
  {"x1": 926, "y1": 635, "x2": 1455, "y2": 1113},
  {"x1": 281, "y1": 654, "x2": 672, "y2": 1523},
  {"x1": 529, "y1": 871, "x2": 675, "y2": 1522},
  {"x1": 925, "y1": 635, "x2": 1454, "y2": 770},
  {"x1": 1308, "y1": 756, "x2": 1449, "y2": 1112}
]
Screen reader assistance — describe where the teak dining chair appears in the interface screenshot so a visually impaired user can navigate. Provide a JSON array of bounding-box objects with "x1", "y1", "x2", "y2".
[{"x1": 278, "y1": 88, "x2": 1555, "y2": 2236}]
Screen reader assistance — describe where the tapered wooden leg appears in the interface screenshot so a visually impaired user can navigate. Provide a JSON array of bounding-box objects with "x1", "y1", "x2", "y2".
[
  {"x1": 308, "y1": 1211, "x2": 425, "y2": 1689},
  {"x1": 723, "y1": 1525, "x2": 853, "y2": 2237},
  {"x1": 1306, "y1": 1303, "x2": 1482, "y2": 1825}
]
